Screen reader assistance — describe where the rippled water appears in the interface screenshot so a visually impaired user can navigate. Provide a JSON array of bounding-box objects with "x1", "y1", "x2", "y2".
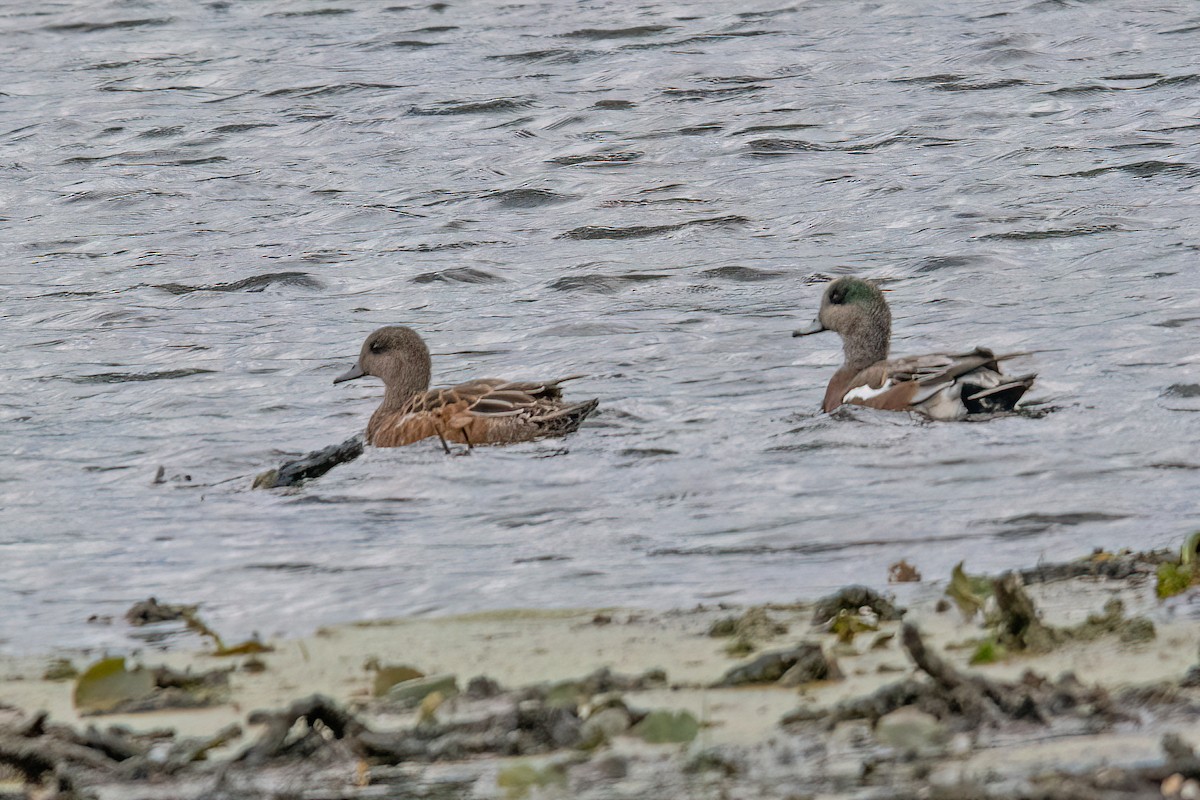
[{"x1": 4, "y1": 0, "x2": 1200, "y2": 652}]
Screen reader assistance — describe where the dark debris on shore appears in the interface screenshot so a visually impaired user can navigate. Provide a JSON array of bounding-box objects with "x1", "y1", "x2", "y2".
[{"x1": 4, "y1": 553, "x2": 1200, "y2": 799}]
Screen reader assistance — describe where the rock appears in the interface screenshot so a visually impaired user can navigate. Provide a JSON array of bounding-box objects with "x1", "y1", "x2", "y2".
[
  {"x1": 778, "y1": 645, "x2": 841, "y2": 686},
  {"x1": 577, "y1": 666, "x2": 666, "y2": 694},
  {"x1": 125, "y1": 597, "x2": 195, "y2": 626},
  {"x1": 578, "y1": 707, "x2": 631, "y2": 749},
  {"x1": 707, "y1": 607, "x2": 788, "y2": 640},
  {"x1": 874, "y1": 706, "x2": 949, "y2": 754},
  {"x1": 386, "y1": 674, "x2": 458, "y2": 708},
  {"x1": 1069, "y1": 598, "x2": 1153, "y2": 643},
  {"x1": 1119, "y1": 616, "x2": 1156, "y2": 644},
  {"x1": 537, "y1": 667, "x2": 665, "y2": 707},
  {"x1": 811, "y1": 586, "x2": 904, "y2": 625},
  {"x1": 1182, "y1": 665, "x2": 1200, "y2": 689},
  {"x1": 42, "y1": 658, "x2": 78, "y2": 682},
  {"x1": 541, "y1": 679, "x2": 584, "y2": 709},
  {"x1": 593, "y1": 754, "x2": 628, "y2": 780},
  {"x1": 684, "y1": 749, "x2": 740, "y2": 776},
  {"x1": 516, "y1": 701, "x2": 582, "y2": 749},
  {"x1": 718, "y1": 643, "x2": 839, "y2": 687},
  {"x1": 465, "y1": 675, "x2": 503, "y2": 698},
  {"x1": 242, "y1": 657, "x2": 267, "y2": 674},
  {"x1": 717, "y1": 649, "x2": 794, "y2": 686}
]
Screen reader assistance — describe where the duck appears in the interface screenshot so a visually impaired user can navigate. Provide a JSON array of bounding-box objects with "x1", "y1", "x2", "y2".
[
  {"x1": 792, "y1": 277, "x2": 1035, "y2": 420},
  {"x1": 334, "y1": 326, "x2": 599, "y2": 450}
]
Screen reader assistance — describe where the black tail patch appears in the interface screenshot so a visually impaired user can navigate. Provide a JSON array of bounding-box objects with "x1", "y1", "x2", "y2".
[
  {"x1": 961, "y1": 377, "x2": 1034, "y2": 414},
  {"x1": 541, "y1": 398, "x2": 600, "y2": 435}
]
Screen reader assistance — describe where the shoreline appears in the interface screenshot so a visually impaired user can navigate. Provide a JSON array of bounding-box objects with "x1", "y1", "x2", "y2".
[{"x1": 3, "y1": 552, "x2": 1199, "y2": 798}]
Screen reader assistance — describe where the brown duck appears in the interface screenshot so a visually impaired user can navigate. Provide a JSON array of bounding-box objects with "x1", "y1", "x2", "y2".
[
  {"x1": 334, "y1": 326, "x2": 599, "y2": 449},
  {"x1": 793, "y1": 277, "x2": 1036, "y2": 420}
]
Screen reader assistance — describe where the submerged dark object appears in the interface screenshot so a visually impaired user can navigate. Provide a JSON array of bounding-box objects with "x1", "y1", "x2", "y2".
[{"x1": 252, "y1": 435, "x2": 364, "y2": 489}]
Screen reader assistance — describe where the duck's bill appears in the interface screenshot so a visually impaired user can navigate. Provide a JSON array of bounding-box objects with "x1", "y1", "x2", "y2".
[
  {"x1": 793, "y1": 319, "x2": 826, "y2": 337},
  {"x1": 333, "y1": 363, "x2": 365, "y2": 384}
]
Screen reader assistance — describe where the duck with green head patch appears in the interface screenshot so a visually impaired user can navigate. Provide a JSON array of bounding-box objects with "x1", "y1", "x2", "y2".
[{"x1": 793, "y1": 277, "x2": 1036, "y2": 420}]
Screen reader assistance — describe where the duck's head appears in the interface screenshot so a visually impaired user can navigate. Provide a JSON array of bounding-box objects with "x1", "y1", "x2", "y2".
[
  {"x1": 793, "y1": 277, "x2": 892, "y2": 368},
  {"x1": 334, "y1": 326, "x2": 432, "y2": 398},
  {"x1": 793, "y1": 277, "x2": 890, "y2": 338}
]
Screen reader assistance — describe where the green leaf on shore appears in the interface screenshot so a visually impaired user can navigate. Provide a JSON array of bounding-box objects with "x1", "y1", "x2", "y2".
[
  {"x1": 831, "y1": 609, "x2": 878, "y2": 644},
  {"x1": 371, "y1": 664, "x2": 425, "y2": 697},
  {"x1": 633, "y1": 710, "x2": 700, "y2": 744},
  {"x1": 946, "y1": 562, "x2": 989, "y2": 619},
  {"x1": 1156, "y1": 562, "x2": 1194, "y2": 599},
  {"x1": 73, "y1": 657, "x2": 156, "y2": 714},
  {"x1": 969, "y1": 638, "x2": 1004, "y2": 665},
  {"x1": 1181, "y1": 531, "x2": 1200, "y2": 566},
  {"x1": 387, "y1": 673, "x2": 459, "y2": 707},
  {"x1": 213, "y1": 639, "x2": 273, "y2": 657},
  {"x1": 1154, "y1": 532, "x2": 1200, "y2": 599},
  {"x1": 497, "y1": 763, "x2": 567, "y2": 799}
]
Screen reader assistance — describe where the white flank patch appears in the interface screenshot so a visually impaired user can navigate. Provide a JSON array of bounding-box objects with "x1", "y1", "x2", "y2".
[
  {"x1": 919, "y1": 384, "x2": 968, "y2": 421},
  {"x1": 843, "y1": 380, "x2": 894, "y2": 403}
]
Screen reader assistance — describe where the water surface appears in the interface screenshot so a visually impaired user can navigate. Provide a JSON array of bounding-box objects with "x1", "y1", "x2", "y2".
[{"x1": 3, "y1": 0, "x2": 1200, "y2": 651}]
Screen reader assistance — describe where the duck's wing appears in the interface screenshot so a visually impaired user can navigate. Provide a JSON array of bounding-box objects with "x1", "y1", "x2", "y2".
[
  {"x1": 448, "y1": 377, "x2": 597, "y2": 441},
  {"x1": 841, "y1": 348, "x2": 1034, "y2": 418},
  {"x1": 488, "y1": 374, "x2": 587, "y2": 402},
  {"x1": 371, "y1": 377, "x2": 596, "y2": 447},
  {"x1": 464, "y1": 384, "x2": 549, "y2": 416},
  {"x1": 371, "y1": 383, "x2": 536, "y2": 446},
  {"x1": 400, "y1": 381, "x2": 496, "y2": 415},
  {"x1": 406, "y1": 377, "x2": 587, "y2": 417},
  {"x1": 883, "y1": 348, "x2": 1003, "y2": 385}
]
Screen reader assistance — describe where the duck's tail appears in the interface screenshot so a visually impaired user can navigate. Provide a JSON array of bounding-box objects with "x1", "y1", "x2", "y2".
[
  {"x1": 963, "y1": 373, "x2": 1037, "y2": 413},
  {"x1": 540, "y1": 398, "x2": 600, "y2": 436}
]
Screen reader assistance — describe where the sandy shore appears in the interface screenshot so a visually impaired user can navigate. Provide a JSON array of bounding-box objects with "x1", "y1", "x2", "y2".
[{"x1": 3, "y1": 556, "x2": 1199, "y2": 799}]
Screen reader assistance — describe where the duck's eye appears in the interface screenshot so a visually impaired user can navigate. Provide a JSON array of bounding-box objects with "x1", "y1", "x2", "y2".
[
  {"x1": 369, "y1": 341, "x2": 383, "y2": 353},
  {"x1": 829, "y1": 288, "x2": 845, "y2": 305}
]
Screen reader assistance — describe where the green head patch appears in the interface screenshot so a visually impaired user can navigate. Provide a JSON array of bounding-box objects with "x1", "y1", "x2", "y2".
[{"x1": 827, "y1": 278, "x2": 880, "y2": 307}]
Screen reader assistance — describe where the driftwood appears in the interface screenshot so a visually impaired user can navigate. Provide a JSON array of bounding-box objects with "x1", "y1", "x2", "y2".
[
  {"x1": 237, "y1": 694, "x2": 365, "y2": 764},
  {"x1": 3, "y1": 653, "x2": 1199, "y2": 800},
  {"x1": 715, "y1": 643, "x2": 840, "y2": 687},
  {"x1": 231, "y1": 687, "x2": 587, "y2": 766},
  {"x1": 252, "y1": 435, "x2": 364, "y2": 489},
  {"x1": 0, "y1": 736, "x2": 81, "y2": 791},
  {"x1": 785, "y1": 623, "x2": 1123, "y2": 733},
  {"x1": 991, "y1": 572, "x2": 1059, "y2": 653},
  {"x1": 0, "y1": 710, "x2": 244, "y2": 797},
  {"x1": 1018, "y1": 550, "x2": 1173, "y2": 585}
]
